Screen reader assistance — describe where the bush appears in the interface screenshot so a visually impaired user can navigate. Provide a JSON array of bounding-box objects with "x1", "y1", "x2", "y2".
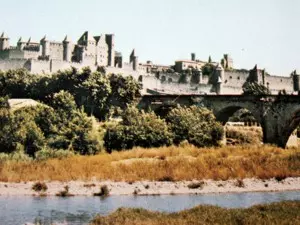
[
  {"x1": 9, "y1": 151, "x2": 32, "y2": 162},
  {"x1": 93, "y1": 185, "x2": 110, "y2": 197},
  {"x1": 188, "y1": 181, "x2": 205, "y2": 189},
  {"x1": 242, "y1": 82, "x2": 271, "y2": 95},
  {"x1": 32, "y1": 182, "x2": 48, "y2": 192},
  {"x1": 35, "y1": 148, "x2": 75, "y2": 161},
  {"x1": 0, "y1": 153, "x2": 9, "y2": 162},
  {"x1": 104, "y1": 107, "x2": 173, "y2": 152},
  {"x1": 56, "y1": 185, "x2": 74, "y2": 197},
  {"x1": 166, "y1": 106, "x2": 224, "y2": 147}
]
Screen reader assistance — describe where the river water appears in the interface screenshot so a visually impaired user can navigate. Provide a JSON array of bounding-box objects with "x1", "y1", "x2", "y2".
[{"x1": 0, "y1": 191, "x2": 300, "y2": 225}]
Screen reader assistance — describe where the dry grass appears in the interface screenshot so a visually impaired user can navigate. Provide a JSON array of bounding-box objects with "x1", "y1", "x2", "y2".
[
  {"x1": 0, "y1": 144, "x2": 300, "y2": 182},
  {"x1": 90, "y1": 201, "x2": 300, "y2": 225},
  {"x1": 226, "y1": 126, "x2": 263, "y2": 145}
]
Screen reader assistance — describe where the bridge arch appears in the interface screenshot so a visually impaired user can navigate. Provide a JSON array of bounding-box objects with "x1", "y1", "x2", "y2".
[
  {"x1": 208, "y1": 102, "x2": 261, "y2": 126},
  {"x1": 276, "y1": 105, "x2": 300, "y2": 148}
]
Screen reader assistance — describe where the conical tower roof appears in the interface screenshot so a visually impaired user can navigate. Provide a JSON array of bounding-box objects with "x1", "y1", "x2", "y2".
[
  {"x1": 0, "y1": 32, "x2": 8, "y2": 39},
  {"x1": 40, "y1": 35, "x2": 48, "y2": 42},
  {"x1": 63, "y1": 35, "x2": 71, "y2": 43}
]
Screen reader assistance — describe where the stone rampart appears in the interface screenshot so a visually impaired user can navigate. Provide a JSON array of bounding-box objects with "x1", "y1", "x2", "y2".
[
  {"x1": 265, "y1": 75, "x2": 294, "y2": 93},
  {"x1": 0, "y1": 59, "x2": 30, "y2": 71}
]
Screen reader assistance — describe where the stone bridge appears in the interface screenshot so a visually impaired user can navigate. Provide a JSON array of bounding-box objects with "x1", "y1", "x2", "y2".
[{"x1": 139, "y1": 95, "x2": 300, "y2": 148}]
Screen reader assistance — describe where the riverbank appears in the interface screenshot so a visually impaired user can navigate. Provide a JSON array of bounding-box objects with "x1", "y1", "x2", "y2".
[
  {"x1": 0, "y1": 177, "x2": 300, "y2": 196},
  {"x1": 1, "y1": 145, "x2": 300, "y2": 183},
  {"x1": 90, "y1": 200, "x2": 300, "y2": 225}
]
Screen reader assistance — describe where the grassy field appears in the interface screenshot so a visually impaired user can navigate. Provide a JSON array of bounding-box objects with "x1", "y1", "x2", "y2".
[
  {"x1": 225, "y1": 126, "x2": 263, "y2": 145},
  {"x1": 90, "y1": 201, "x2": 300, "y2": 225},
  {"x1": 0, "y1": 144, "x2": 300, "y2": 182}
]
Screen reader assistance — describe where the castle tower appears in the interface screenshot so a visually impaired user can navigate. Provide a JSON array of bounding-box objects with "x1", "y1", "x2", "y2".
[
  {"x1": 40, "y1": 35, "x2": 50, "y2": 59},
  {"x1": 223, "y1": 54, "x2": 233, "y2": 69},
  {"x1": 130, "y1": 49, "x2": 138, "y2": 71},
  {"x1": 191, "y1": 53, "x2": 196, "y2": 61},
  {"x1": 105, "y1": 34, "x2": 115, "y2": 67},
  {"x1": 215, "y1": 64, "x2": 224, "y2": 94},
  {"x1": 114, "y1": 51, "x2": 123, "y2": 68},
  {"x1": 292, "y1": 70, "x2": 300, "y2": 92},
  {"x1": 17, "y1": 37, "x2": 25, "y2": 50},
  {"x1": 248, "y1": 64, "x2": 265, "y2": 85},
  {"x1": 0, "y1": 32, "x2": 10, "y2": 51},
  {"x1": 63, "y1": 35, "x2": 72, "y2": 62},
  {"x1": 248, "y1": 65, "x2": 259, "y2": 83},
  {"x1": 198, "y1": 68, "x2": 203, "y2": 84}
]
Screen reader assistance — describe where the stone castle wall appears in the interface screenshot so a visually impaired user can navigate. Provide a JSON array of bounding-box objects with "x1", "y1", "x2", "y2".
[
  {"x1": 23, "y1": 50, "x2": 40, "y2": 59},
  {"x1": 223, "y1": 71, "x2": 249, "y2": 88},
  {"x1": 0, "y1": 59, "x2": 30, "y2": 71},
  {"x1": 265, "y1": 75, "x2": 294, "y2": 93},
  {"x1": 49, "y1": 42, "x2": 64, "y2": 60},
  {"x1": 30, "y1": 60, "x2": 50, "y2": 73}
]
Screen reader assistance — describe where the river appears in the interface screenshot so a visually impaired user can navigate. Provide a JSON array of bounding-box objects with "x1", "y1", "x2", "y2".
[{"x1": 0, "y1": 191, "x2": 300, "y2": 225}]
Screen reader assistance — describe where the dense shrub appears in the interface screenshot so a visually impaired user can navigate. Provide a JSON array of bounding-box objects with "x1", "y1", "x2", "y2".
[
  {"x1": 93, "y1": 185, "x2": 110, "y2": 197},
  {"x1": 32, "y1": 182, "x2": 48, "y2": 192},
  {"x1": 104, "y1": 107, "x2": 173, "y2": 152},
  {"x1": 229, "y1": 108, "x2": 257, "y2": 123},
  {"x1": 166, "y1": 106, "x2": 224, "y2": 147},
  {"x1": 43, "y1": 91, "x2": 102, "y2": 155},
  {"x1": 242, "y1": 82, "x2": 271, "y2": 95},
  {"x1": 0, "y1": 91, "x2": 102, "y2": 157},
  {"x1": 35, "y1": 148, "x2": 75, "y2": 161}
]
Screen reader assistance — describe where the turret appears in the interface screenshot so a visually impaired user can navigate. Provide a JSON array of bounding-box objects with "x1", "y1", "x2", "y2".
[
  {"x1": 0, "y1": 32, "x2": 10, "y2": 51},
  {"x1": 198, "y1": 68, "x2": 203, "y2": 84},
  {"x1": 248, "y1": 64, "x2": 265, "y2": 84},
  {"x1": 130, "y1": 49, "x2": 138, "y2": 71},
  {"x1": 223, "y1": 54, "x2": 233, "y2": 69},
  {"x1": 292, "y1": 70, "x2": 300, "y2": 92},
  {"x1": 40, "y1": 35, "x2": 50, "y2": 58},
  {"x1": 214, "y1": 64, "x2": 224, "y2": 94},
  {"x1": 191, "y1": 53, "x2": 196, "y2": 61},
  {"x1": 115, "y1": 51, "x2": 123, "y2": 68},
  {"x1": 17, "y1": 37, "x2": 25, "y2": 50},
  {"x1": 105, "y1": 34, "x2": 115, "y2": 67},
  {"x1": 63, "y1": 35, "x2": 72, "y2": 62}
]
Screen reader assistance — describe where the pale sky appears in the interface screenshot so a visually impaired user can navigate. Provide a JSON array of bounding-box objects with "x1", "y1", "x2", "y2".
[{"x1": 1, "y1": 0, "x2": 299, "y2": 76}]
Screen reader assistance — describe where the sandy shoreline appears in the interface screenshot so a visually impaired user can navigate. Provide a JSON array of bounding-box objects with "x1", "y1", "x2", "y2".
[{"x1": 0, "y1": 177, "x2": 300, "y2": 196}]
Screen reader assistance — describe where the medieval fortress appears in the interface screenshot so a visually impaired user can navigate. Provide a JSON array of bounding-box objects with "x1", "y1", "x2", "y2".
[{"x1": 0, "y1": 31, "x2": 299, "y2": 95}]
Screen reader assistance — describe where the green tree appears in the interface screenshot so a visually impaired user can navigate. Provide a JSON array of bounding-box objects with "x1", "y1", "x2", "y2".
[
  {"x1": 104, "y1": 107, "x2": 173, "y2": 152},
  {"x1": 201, "y1": 63, "x2": 215, "y2": 77},
  {"x1": 107, "y1": 74, "x2": 141, "y2": 109},
  {"x1": 47, "y1": 91, "x2": 101, "y2": 155},
  {"x1": 76, "y1": 71, "x2": 111, "y2": 117},
  {"x1": 0, "y1": 69, "x2": 37, "y2": 98},
  {"x1": 229, "y1": 108, "x2": 257, "y2": 123},
  {"x1": 208, "y1": 56, "x2": 212, "y2": 63},
  {"x1": 0, "y1": 106, "x2": 45, "y2": 156},
  {"x1": 166, "y1": 106, "x2": 224, "y2": 147}
]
